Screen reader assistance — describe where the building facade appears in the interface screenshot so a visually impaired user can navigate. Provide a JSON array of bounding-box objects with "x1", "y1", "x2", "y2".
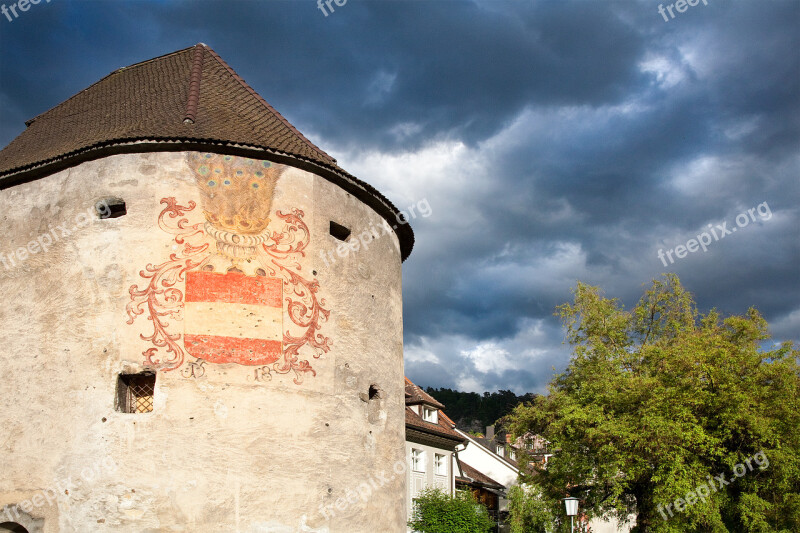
[
  {"x1": 0, "y1": 44, "x2": 413, "y2": 533},
  {"x1": 404, "y1": 379, "x2": 464, "y2": 527},
  {"x1": 455, "y1": 426, "x2": 521, "y2": 490}
]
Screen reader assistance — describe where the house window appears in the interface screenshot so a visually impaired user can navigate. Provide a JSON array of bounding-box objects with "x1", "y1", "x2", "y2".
[
  {"x1": 411, "y1": 499, "x2": 421, "y2": 522},
  {"x1": 496, "y1": 444, "x2": 504, "y2": 457},
  {"x1": 422, "y1": 406, "x2": 438, "y2": 423},
  {"x1": 411, "y1": 448, "x2": 425, "y2": 472},
  {"x1": 435, "y1": 453, "x2": 446, "y2": 476},
  {"x1": 510, "y1": 450, "x2": 517, "y2": 461},
  {"x1": 116, "y1": 372, "x2": 156, "y2": 413}
]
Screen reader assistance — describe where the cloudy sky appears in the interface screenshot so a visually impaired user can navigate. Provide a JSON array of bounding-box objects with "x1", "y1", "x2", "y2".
[{"x1": 1, "y1": 0, "x2": 797, "y2": 394}]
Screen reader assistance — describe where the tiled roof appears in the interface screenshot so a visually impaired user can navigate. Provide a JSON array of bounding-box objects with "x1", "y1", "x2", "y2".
[
  {"x1": 404, "y1": 377, "x2": 445, "y2": 409},
  {"x1": 405, "y1": 406, "x2": 464, "y2": 442},
  {"x1": 464, "y1": 433, "x2": 520, "y2": 469},
  {"x1": 0, "y1": 43, "x2": 413, "y2": 260},
  {"x1": 404, "y1": 377, "x2": 463, "y2": 443},
  {"x1": 439, "y1": 410, "x2": 457, "y2": 428},
  {"x1": 456, "y1": 459, "x2": 505, "y2": 489}
]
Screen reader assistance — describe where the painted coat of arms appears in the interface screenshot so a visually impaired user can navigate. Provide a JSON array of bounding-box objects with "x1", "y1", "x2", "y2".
[{"x1": 125, "y1": 153, "x2": 331, "y2": 384}]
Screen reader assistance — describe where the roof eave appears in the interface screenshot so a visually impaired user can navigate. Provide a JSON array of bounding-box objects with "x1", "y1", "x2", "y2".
[{"x1": 0, "y1": 137, "x2": 414, "y2": 260}]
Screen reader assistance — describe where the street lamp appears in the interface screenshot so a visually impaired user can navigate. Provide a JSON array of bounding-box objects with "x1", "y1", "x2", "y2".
[{"x1": 562, "y1": 497, "x2": 579, "y2": 533}]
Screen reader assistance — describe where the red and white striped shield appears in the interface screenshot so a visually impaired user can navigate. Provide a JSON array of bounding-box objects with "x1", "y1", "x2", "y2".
[{"x1": 183, "y1": 271, "x2": 283, "y2": 365}]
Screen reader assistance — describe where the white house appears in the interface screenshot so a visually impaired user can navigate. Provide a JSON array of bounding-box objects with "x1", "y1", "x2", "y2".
[
  {"x1": 404, "y1": 378, "x2": 465, "y2": 526},
  {"x1": 454, "y1": 425, "x2": 521, "y2": 489}
]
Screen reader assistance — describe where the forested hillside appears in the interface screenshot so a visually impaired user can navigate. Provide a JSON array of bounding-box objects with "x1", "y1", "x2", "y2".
[{"x1": 423, "y1": 387, "x2": 536, "y2": 433}]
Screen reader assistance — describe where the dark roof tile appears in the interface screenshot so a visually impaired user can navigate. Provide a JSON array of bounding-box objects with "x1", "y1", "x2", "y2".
[
  {"x1": 456, "y1": 459, "x2": 505, "y2": 489},
  {"x1": 405, "y1": 377, "x2": 445, "y2": 409}
]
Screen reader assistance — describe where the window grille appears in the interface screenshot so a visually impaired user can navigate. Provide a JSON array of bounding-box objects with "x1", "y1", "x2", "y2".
[{"x1": 116, "y1": 373, "x2": 155, "y2": 413}]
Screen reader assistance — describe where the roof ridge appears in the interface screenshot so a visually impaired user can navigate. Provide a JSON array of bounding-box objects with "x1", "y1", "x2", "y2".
[
  {"x1": 183, "y1": 44, "x2": 205, "y2": 124},
  {"x1": 202, "y1": 45, "x2": 337, "y2": 165}
]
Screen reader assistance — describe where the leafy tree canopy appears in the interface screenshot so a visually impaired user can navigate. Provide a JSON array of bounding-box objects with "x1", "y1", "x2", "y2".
[
  {"x1": 507, "y1": 274, "x2": 800, "y2": 532},
  {"x1": 508, "y1": 484, "x2": 555, "y2": 533}
]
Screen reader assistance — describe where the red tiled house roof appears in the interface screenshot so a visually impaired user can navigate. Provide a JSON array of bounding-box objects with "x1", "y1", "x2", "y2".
[
  {"x1": 405, "y1": 377, "x2": 464, "y2": 445},
  {"x1": 404, "y1": 376, "x2": 445, "y2": 409},
  {"x1": 456, "y1": 459, "x2": 505, "y2": 489}
]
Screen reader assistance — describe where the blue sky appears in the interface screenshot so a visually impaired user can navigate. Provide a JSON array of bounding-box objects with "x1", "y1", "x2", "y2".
[{"x1": 1, "y1": 0, "x2": 798, "y2": 394}]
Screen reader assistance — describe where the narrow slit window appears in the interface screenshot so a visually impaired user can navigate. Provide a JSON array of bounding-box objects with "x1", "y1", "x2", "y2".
[
  {"x1": 116, "y1": 372, "x2": 155, "y2": 413},
  {"x1": 329, "y1": 221, "x2": 351, "y2": 241}
]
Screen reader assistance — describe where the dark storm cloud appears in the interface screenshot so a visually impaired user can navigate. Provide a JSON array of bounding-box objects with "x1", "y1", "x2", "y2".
[{"x1": 0, "y1": 0, "x2": 797, "y2": 393}]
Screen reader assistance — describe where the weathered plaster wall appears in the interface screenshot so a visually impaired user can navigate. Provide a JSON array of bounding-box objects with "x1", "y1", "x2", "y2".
[{"x1": 0, "y1": 151, "x2": 406, "y2": 532}]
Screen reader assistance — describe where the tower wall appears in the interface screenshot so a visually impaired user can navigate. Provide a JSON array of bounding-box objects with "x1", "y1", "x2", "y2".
[{"x1": 0, "y1": 151, "x2": 406, "y2": 532}]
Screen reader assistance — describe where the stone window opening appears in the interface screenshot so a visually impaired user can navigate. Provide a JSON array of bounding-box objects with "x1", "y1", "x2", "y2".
[
  {"x1": 329, "y1": 221, "x2": 351, "y2": 241},
  {"x1": 116, "y1": 372, "x2": 156, "y2": 413},
  {"x1": 368, "y1": 384, "x2": 381, "y2": 400},
  {"x1": 0, "y1": 523, "x2": 29, "y2": 533},
  {"x1": 96, "y1": 197, "x2": 127, "y2": 219}
]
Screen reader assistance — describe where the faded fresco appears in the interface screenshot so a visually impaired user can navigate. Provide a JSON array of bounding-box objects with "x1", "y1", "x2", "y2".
[{"x1": 126, "y1": 153, "x2": 331, "y2": 384}]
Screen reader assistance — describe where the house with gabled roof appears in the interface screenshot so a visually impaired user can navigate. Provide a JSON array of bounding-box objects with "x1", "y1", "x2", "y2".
[
  {"x1": 455, "y1": 424, "x2": 522, "y2": 489},
  {"x1": 455, "y1": 458, "x2": 507, "y2": 527},
  {"x1": 404, "y1": 378, "x2": 465, "y2": 526}
]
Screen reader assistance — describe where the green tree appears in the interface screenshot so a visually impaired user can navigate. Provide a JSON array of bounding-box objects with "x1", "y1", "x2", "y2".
[
  {"x1": 508, "y1": 484, "x2": 555, "y2": 533},
  {"x1": 507, "y1": 274, "x2": 800, "y2": 532},
  {"x1": 408, "y1": 487, "x2": 495, "y2": 533},
  {"x1": 424, "y1": 386, "x2": 536, "y2": 432}
]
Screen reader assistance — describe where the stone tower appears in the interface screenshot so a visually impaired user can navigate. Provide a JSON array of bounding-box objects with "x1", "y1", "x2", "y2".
[{"x1": 0, "y1": 44, "x2": 413, "y2": 533}]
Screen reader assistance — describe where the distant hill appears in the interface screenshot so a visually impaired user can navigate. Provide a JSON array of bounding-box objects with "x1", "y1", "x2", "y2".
[{"x1": 423, "y1": 387, "x2": 537, "y2": 434}]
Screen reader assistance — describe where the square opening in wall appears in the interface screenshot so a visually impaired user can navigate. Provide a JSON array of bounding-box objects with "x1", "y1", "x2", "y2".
[
  {"x1": 329, "y1": 221, "x2": 351, "y2": 241},
  {"x1": 116, "y1": 372, "x2": 155, "y2": 413},
  {"x1": 97, "y1": 198, "x2": 127, "y2": 219}
]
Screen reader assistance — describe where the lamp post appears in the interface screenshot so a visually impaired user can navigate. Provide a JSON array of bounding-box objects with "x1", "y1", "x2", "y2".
[{"x1": 562, "y1": 497, "x2": 579, "y2": 533}]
